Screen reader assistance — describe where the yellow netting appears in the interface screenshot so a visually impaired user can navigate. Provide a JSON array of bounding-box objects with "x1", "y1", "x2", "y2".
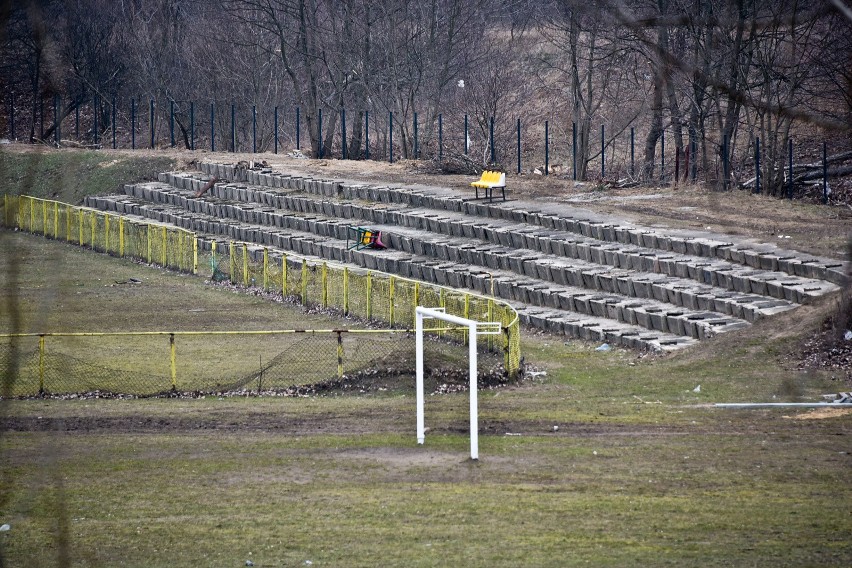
[
  {"x1": 0, "y1": 331, "x2": 509, "y2": 397},
  {"x1": 2, "y1": 194, "x2": 522, "y2": 379},
  {"x1": 218, "y1": 242, "x2": 521, "y2": 377},
  {"x1": 5, "y1": 195, "x2": 197, "y2": 274}
]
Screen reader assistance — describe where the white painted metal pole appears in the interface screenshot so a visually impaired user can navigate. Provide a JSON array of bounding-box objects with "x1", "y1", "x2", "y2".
[
  {"x1": 715, "y1": 402, "x2": 851, "y2": 408},
  {"x1": 469, "y1": 322, "x2": 479, "y2": 460},
  {"x1": 416, "y1": 310, "x2": 425, "y2": 444}
]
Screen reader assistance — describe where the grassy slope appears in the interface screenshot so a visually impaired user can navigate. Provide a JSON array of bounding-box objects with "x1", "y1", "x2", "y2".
[
  {"x1": 1, "y1": 152, "x2": 850, "y2": 567},
  {"x1": 0, "y1": 146, "x2": 176, "y2": 203}
]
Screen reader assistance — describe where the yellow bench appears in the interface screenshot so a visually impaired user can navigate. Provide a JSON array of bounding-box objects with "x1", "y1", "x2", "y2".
[{"x1": 470, "y1": 170, "x2": 506, "y2": 201}]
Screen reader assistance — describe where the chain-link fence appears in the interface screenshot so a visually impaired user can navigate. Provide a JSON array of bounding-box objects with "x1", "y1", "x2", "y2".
[
  {"x1": 0, "y1": 330, "x2": 509, "y2": 398},
  {"x1": 1, "y1": 194, "x2": 521, "y2": 394},
  {"x1": 221, "y1": 241, "x2": 520, "y2": 373},
  {"x1": 4, "y1": 194, "x2": 197, "y2": 273}
]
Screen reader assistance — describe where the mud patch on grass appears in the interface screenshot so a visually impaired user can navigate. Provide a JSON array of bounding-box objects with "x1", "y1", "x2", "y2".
[{"x1": 787, "y1": 407, "x2": 852, "y2": 420}]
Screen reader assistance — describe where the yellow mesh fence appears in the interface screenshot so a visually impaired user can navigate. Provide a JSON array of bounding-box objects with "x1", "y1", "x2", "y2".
[
  {"x1": 2, "y1": 194, "x2": 522, "y2": 387},
  {"x1": 5, "y1": 195, "x2": 197, "y2": 274},
  {"x1": 0, "y1": 331, "x2": 508, "y2": 398},
  {"x1": 223, "y1": 240, "x2": 521, "y2": 375}
]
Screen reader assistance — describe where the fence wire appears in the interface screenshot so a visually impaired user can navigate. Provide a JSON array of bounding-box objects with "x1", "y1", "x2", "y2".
[
  {"x1": 1, "y1": 194, "x2": 522, "y2": 396},
  {"x1": 0, "y1": 332, "x2": 507, "y2": 398}
]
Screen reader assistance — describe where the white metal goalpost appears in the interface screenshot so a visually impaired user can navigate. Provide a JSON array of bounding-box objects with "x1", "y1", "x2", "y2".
[{"x1": 415, "y1": 306, "x2": 501, "y2": 461}]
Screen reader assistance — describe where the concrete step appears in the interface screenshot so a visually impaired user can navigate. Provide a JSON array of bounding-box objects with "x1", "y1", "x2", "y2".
[
  {"x1": 161, "y1": 170, "x2": 842, "y2": 306},
  {"x1": 91, "y1": 214, "x2": 698, "y2": 351},
  {"x1": 87, "y1": 191, "x2": 748, "y2": 342},
  {"x1": 118, "y1": 181, "x2": 806, "y2": 323},
  {"x1": 189, "y1": 163, "x2": 848, "y2": 286}
]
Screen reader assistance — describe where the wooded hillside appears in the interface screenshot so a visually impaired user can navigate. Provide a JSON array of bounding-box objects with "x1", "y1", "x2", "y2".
[{"x1": 2, "y1": 0, "x2": 850, "y2": 196}]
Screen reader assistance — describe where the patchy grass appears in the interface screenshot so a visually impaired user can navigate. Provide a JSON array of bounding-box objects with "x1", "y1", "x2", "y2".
[
  {"x1": 1, "y1": 401, "x2": 849, "y2": 567},
  {"x1": 0, "y1": 146, "x2": 176, "y2": 204},
  {"x1": 1, "y1": 147, "x2": 850, "y2": 566}
]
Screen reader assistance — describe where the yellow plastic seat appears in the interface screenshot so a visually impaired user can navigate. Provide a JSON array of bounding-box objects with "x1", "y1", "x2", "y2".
[{"x1": 470, "y1": 170, "x2": 507, "y2": 201}]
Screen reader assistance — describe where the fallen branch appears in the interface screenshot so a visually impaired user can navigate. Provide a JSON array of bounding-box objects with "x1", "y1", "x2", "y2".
[
  {"x1": 793, "y1": 165, "x2": 852, "y2": 183},
  {"x1": 194, "y1": 176, "x2": 219, "y2": 198}
]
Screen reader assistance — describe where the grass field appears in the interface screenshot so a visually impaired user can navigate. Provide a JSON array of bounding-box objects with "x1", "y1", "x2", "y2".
[
  {"x1": 2, "y1": 149, "x2": 851, "y2": 566},
  {"x1": 2, "y1": 229, "x2": 850, "y2": 567}
]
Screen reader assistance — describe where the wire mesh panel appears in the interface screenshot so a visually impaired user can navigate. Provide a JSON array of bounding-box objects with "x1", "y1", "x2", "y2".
[
  {"x1": 9, "y1": 196, "x2": 197, "y2": 274},
  {"x1": 0, "y1": 331, "x2": 508, "y2": 397},
  {"x1": 4, "y1": 195, "x2": 521, "y2": 378},
  {"x1": 216, "y1": 241, "x2": 521, "y2": 376}
]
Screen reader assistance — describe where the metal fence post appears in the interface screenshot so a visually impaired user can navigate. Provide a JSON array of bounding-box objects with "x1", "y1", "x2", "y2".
[
  {"x1": 601, "y1": 124, "x2": 605, "y2": 178},
  {"x1": 252, "y1": 105, "x2": 257, "y2": 153},
  {"x1": 170, "y1": 100, "x2": 175, "y2": 147},
  {"x1": 365, "y1": 110, "x2": 370, "y2": 160},
  {"x1": 413, "y1": 281, "x2": 419, "y2": 323},
  {"x1": 489, "y1": 116, "x2": 495, "y2": 163},
  {"x1": 545, "y1": 120, "x2": 549, "y2": 175},
  {"x1": 211, "y1": 102, "x2": 215, "y2": 152},
  {"x1": 341, "y1": 107, "x2": 347, "y2": 159},
  {"x1": 131, "y1": 98, "x2": 136, "y2": 149},
  {"x1": 464, "y1": 114, "x2": 468, "y2": 155},
  {"x1": 229, "y1": 241, "x2": 235, "y2": 284},
  {"x1": 343, "y1": 266, "x2": 349, "y2": 315},
  {"x1": 572, "y1": 121, "x2": 577, "y2": 181},
  {"x1": 119, "y1": 217, "x2": 125, "y2": 257},
  {"x1": 301, "y1": 259, "x2": 308, "y2": 305},
  {"x1": 660, "y1": 127, "x2": 664, "y2": 182},
  {"x1": 322, "y1": 262, "x2": 328, "y2": 307},
  {"x1": 161, "y1": 226, "x2": 167, "y2": 266},
  {"x1": 39, "y1": 335, "x2": 45, "y2": 394},
  {"x1": 242, "y1": 243, "x2": 248, "y2": 286},
  {"x1": 169, "y1": 333, "x2": 177, "y2": 391},
  {"x1": 150, "y1": 99, "x2": 155, "y2": 149},
  {"x1": 389, "y1": 111, "x2": 393, "y2": 163},
  {"x1": 111, "y1": 95, "x2": 116, "y2": 149},
  {"x1": 389, "y1": 276, "x2": 395, "y2": 327},
  {"x1": 263, "y1": 247, "x2": 269, "y2": 290},
  {"x1": 318, "y1": 108, "x2": 323, "y2": 158},
  {"x1": 9, "y1": 92, "x2": 14, "y2": 140},
  {"x1": 190, "y1": 102, "x2": 195, "y2": 150},
  {"x1": 296, "y1": 107, "x2": 300, "y2": 150},
  {"x1": 517, "y1": 118, "x2": 521, "y2": 174},
  {"x1": 336, "y1": 332, "x2": 344, "y2": 378},
  {"x1": 282, "y1": 254, "x2": 288, "y2": 296},
  {"x1": 755, "y1": 136, "x2": 761, "y2": 194},
  {"x1": 366, "y1": 271, "x2": 373, "y2": 319},
  {"x1": 274, "y1": 106, "x2": 279, "y2": 154},
  {"x1": 823, "y1": 142, "x2": 828, "y2": 204},
  {"x1": 413, "y1": 111, "x2": 418, "y2": 159},
  {"x1": 231, "y1": 103, "x2": 236, "y2": 152},
  {"x1": 438, "y1": 113, "x2": 443, "y2": 162},
  {"x1": 788, "y1": 138, "x2": 794, "y2": 199}
]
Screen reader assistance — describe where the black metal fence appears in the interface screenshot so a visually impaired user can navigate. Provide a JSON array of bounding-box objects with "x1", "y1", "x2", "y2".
[{"x1": 4, "y1": 93, "x2": 837, "y2": 202}]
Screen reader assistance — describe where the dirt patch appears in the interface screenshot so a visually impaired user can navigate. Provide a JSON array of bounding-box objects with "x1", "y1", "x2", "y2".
[
  {"x1": 787, "y1": 407, "x2": 852, "y2": 420},
  {"x1": 0, "y1": 413, "x2": 691, "y2": 438}
]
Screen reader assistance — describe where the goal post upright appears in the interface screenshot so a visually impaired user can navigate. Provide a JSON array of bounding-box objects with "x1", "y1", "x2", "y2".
[{"x1": 415, "y1": 306, "x2": 500, "y2": 461}]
